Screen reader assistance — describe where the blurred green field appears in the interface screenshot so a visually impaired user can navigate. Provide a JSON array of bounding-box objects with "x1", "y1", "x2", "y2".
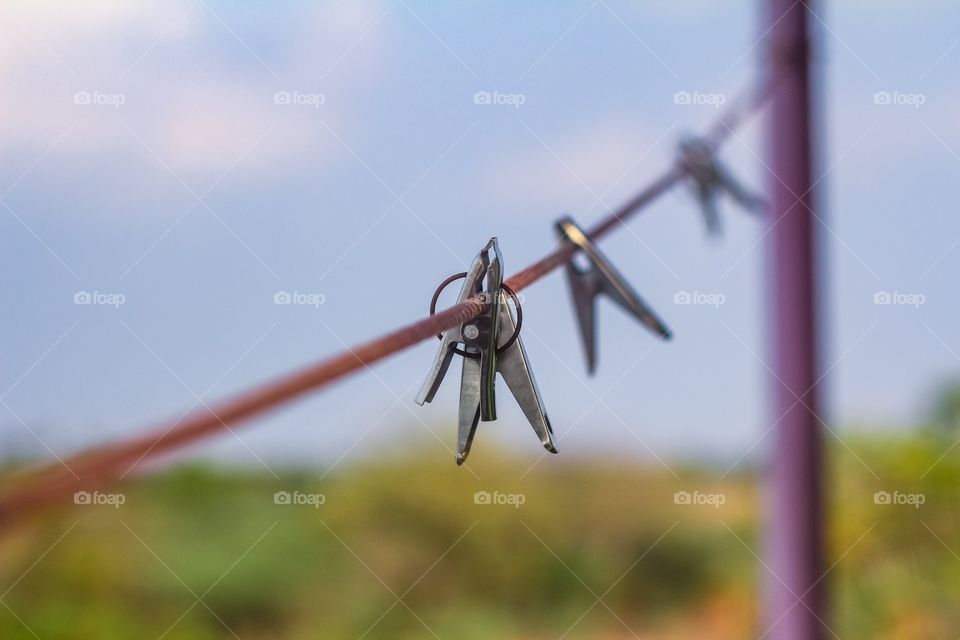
[{"x1": 1, "y1": 432, "x2": 958, "y2": 639}]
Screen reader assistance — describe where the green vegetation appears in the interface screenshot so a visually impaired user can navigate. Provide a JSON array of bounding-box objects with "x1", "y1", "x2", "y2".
[{"x1": 0, "y1": 433, "x2": 957, "y2": 639}]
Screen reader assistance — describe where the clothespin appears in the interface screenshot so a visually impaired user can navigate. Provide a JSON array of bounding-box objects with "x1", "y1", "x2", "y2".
[
  {"x1": 677, "y1": 135, "x2": 764, "y2": 235},
  {"x1": 556, "y1": 216, "x2": 672, "y2": 374},
  {"x1": 416, "y1": 238, "x2": 557, "y2": 464}
]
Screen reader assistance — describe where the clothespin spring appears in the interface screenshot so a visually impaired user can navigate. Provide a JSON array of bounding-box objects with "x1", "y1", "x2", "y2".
[{"x1": 428, "y1": 272, "x2": 523, "y2": 358}]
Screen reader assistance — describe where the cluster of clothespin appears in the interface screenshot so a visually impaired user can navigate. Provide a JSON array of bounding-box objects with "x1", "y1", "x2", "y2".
[{"x1": 416, "y1": 136, "x2": 761, "y2": 464}]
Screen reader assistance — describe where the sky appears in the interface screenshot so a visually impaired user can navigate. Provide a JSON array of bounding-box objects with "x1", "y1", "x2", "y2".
[{"x1": 1, "y1": 0, "x2": 958, "y2": 473}]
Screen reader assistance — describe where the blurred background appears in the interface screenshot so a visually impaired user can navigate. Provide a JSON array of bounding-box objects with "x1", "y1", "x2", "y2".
[{"x1": 2, "y1": 0, "x2": 959, "y2": 638}]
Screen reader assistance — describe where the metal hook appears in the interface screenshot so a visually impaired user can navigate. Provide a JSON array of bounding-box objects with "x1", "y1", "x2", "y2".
[
  {"x1": 556, "y1": 216, "x2": 671, "y2": 374},
  {"x1": 677, "y1": 135, "x2": 764, "y2": 235}
]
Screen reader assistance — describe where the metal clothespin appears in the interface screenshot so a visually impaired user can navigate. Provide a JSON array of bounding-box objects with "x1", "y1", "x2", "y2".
[
  {"x1": 677, "y1": 135, "x2": 764, "y2": 235},
  {"x1": 416, "y1": 238, "x2": 557, "y2": 465},
  {"x1": 556, "y1": 216, "x2": 672, "y2": 374}
]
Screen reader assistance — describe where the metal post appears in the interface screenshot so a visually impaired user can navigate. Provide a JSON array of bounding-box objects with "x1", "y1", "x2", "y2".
[{"x1": 763, "y1": 1, "x2": 824, "y2": 639}]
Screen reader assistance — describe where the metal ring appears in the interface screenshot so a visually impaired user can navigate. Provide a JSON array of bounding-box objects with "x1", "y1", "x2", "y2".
[{"x1": 429, "y1": 272, "x2": 523, "y2": 358}]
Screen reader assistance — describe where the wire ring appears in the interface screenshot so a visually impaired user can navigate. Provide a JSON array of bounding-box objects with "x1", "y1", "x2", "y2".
[{"x1": 429, "y1": 272, "x2": 523, "y2": 358}]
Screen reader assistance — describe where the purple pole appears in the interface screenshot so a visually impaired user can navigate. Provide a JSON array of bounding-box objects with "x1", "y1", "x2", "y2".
[{"x1": 763, "y1": 1, "x2": 824, "y2": 639}]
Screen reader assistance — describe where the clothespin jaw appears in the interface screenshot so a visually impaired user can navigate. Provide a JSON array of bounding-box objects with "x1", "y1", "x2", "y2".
[
  {"x1": 415, "y1": 250, "x2": 488, "y2": 406},
  {"x1": 677, "y1": 135, "x2": 764, "y2": 235},
  {"x1": 417, "y1": 238, "x2": 557, "y2": 465},
  {"x1": 493, "y1": 288, "x2": 556, "y2": 456},
  {"x1": 556, "y1": 216, "x2": 671, "y2": 375},
  {"x1": 472, "y1": 239, "x2": 503, "y2": 422}
]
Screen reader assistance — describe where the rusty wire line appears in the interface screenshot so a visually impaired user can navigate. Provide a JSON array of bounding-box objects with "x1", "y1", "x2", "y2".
[{"x1": 0, "y1": 73, "x2": 782, "y2": 524}]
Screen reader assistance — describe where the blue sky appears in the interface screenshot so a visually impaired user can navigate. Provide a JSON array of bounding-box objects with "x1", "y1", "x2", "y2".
[{"x1": 1, "y1": 0, "x2": 958, "y2": 472}]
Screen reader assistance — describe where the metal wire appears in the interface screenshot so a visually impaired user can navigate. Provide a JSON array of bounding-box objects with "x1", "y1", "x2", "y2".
[{"x1": 0, "y1": 74, "x2": 782, "y2": 525}]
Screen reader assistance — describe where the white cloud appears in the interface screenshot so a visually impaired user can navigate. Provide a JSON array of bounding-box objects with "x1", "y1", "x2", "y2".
[{"x1": 0, "y1": 0, "x2": 395, "y2": 198}]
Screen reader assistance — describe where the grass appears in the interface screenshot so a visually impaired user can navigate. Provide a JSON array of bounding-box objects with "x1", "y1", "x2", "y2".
[{"x1": 0, "y1": 432, "x2": 957, "y2": 639}]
